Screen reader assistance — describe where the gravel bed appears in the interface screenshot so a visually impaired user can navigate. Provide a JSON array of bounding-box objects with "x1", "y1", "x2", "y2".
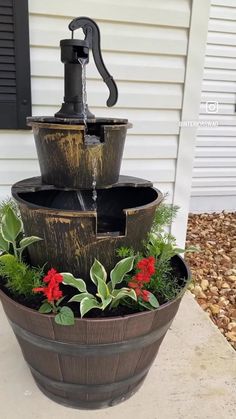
[{"x1": 185, "y1": 212, "x2": 236, "y2": 350}]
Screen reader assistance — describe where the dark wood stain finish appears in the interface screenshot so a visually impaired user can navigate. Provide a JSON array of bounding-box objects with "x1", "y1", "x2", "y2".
[
  {"x1": 28, "y1": 120, "x2": 130, "y2": 188},
  {"x1": 12, "y1": 177, "x2": 163, "y2": 279}
]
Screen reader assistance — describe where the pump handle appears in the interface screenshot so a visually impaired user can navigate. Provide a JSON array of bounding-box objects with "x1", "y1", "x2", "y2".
[{"x1": 69, "y1": 17, "x2": 118, "y2": 107}]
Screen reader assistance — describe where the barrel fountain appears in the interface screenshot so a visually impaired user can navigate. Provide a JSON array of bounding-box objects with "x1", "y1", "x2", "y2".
[
  {"x1": 12, "y1": 17, "x2": 162, "y2": 278},
  {"x1": 0, "y1": 17, "x2": 191, "y2": 409}
]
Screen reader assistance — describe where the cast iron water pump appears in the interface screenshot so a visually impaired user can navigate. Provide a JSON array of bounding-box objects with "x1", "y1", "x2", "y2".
[{"x1": 55, "y1": 16, "x2": 118, "y2": 119}]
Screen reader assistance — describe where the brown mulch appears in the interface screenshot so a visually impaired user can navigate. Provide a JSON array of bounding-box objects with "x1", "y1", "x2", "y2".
[{"x1": 185, "y1": 212, "x2": 236, "y2": 350}]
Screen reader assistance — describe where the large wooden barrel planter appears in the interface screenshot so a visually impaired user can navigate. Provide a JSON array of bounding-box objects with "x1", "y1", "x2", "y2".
[
  {"x1": 12, "y1": 176, "x2": 162, "y2": 279},
  {"x1": 27, "y1": 117, "x2": 131, "y2": 189},
  {"x1": 0, "y1": 255, "x2": 190, "y2": 409}
]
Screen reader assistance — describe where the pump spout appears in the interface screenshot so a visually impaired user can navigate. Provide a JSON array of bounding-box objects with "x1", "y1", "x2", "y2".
[
  {"x1": 55, "y1": 39, "x2": 94, "y2": 119},
  {"x1": 55, "y1": 17, "x2": 118, "y2": 120}
]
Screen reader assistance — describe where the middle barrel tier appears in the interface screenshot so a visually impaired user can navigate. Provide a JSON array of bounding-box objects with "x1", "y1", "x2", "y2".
[{"x1": 12, "y1": 176, "x2": 163, "y2": 280}]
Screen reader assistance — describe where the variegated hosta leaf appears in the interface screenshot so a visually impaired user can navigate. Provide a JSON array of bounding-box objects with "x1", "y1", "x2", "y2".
[
  {"x1": 80, "y1": 297, "x2": 102, "y2": 318},
  {"x1": 107, "y1": 281, "x2": 113, "y2": 293},
  {"x1": 1, "y1": 207, "x2": 23, "y2": 243},
  {"x1": 148, "y1": 292, "x2": 159, "y2": 308},
  {"x1": 110, "y1": 256, "x2": 135, "y2": 289},
  {"x1": 139, "y1": 293, "x2": 160, "y2": 311},
  {"x1": 110, "y1": 287, "x2": 137, "y2": 308},
  {"x1": 90, "y1": 259, "x2": 107, "y2": 285},
  {"x1": 68, "y1": 293, "x2": 93, "y2": 303},
  {"x1": 61, "y1": 273, "x2": 87, "y2": 292},
  {"x1": 18, "y1": 236, "x2": 42, "y2": 252},
  {"x1": 101, "y1": 295, "x2": 113, "y2": 310},
  {"x1": 0, "y1": 232, "x2": 9, "y2": 253},
  {"x1": 96, "y1": 276, "x2": 110, "y2": 300}
]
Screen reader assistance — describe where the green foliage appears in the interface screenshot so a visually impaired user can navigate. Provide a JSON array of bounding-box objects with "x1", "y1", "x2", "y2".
[
  {"x1": 80, "y1": 297, "x2": 103, "y2": 318},
  {"x1": 116, "y1": 246, "x2": 135, "y2": 258},
  {"x1": 62, "y1": 273, "x2": 87, "y2": 292},
  {"x1": 54, "y1": 306, "x2": 75, "y2": 326},
  {"x1": 38, "y1": 300, "x2": 75, "y2": 326},
  {"x1": 110, "y1": 256, "x2": 134, "y2": 288},
  {"x1": 0, "y1": 203, "x2": 42, "y2": 261},
  {"x1": 18, "y1": 236, "x2": 43, "y2": 261},
  {"x1": 90, "y1": 258, "x2": 107, "y2": 284},
  {"x1": 117, "y1": 202, "x2": 194, "y2": 308},
  {"x1": 0, "y1": 198, "x2": 20, "y2": 222},
  {"x1": 148, "y1": 259, "x2": 181, "y2": 302},
  {"x1": 138, "y1": 293, "x2": 160, "y2": 311},
  {"x1": 61, "y1": 257, "x2": 137, "y2": 317},
  {"x1": 141, "y1": 203, "x2": 195, "y2": 303},
  {"x1": 151, "y1": 203, "x2": 179, "y2": 234},
  {"x1": 0, "y1": 233, "x2": 9, "y2": 253},
  {"x1": 1, "y1": 206, "x2": 22, "y2": 243},
  {"x1": 146, "y1": 201, "x2": 198, "y2": 264},
  {"x1": 39, "y1": 302, "x2": 53, "y2": 314},
  {"x1": 0, "y1": 254, "x2": 43, "y2": 297},
  {"x1": 145, "y1": 233, "x2": 185, "y2": 263}
]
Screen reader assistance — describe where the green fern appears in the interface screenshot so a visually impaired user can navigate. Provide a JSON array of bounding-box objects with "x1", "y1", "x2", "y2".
[
  {"x1": 151, "y1": 203, "x2": 179, "y2": 235},
  {"x1": 0, "y1": 254, "x2": 43, "y2": 297},
  {"x1": 116, "y1": 246, "x2": 135, "y2": 258},
  {"x1": 116, "y1": 202, "x2": 193, "y2": 306}
]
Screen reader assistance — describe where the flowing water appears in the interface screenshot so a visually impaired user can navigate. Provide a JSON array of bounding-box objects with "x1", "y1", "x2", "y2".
[
  {"x1": 92, "y1": 158, "x2": 98, "y2": 210},
  {"x1": 78, "y1": 57, "x2": 100, "y2": 146},
  {"x1": 76, "y1": 191, "x2": 86, "y2": 211},
  {"x1": 78, "y1": 58, "x2": 88, "y2": 129},
  {"x1": 84, "y1": 135, "x2": 101, "y2": 146},
  {"x1": 78, "y1": 57, "x2": 99, "y2": 210}
]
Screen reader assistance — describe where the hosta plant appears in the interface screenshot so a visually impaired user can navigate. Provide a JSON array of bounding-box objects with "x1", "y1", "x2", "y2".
[
  {"x1": 0, "y1": 204, "x2": 42, "y2": 262},
  {"x1": 61, "y1": 257, "x2": 159, "y2": 317},
  {"x1": 0, "y1": 203, "x2": 44, "y2": 297}
]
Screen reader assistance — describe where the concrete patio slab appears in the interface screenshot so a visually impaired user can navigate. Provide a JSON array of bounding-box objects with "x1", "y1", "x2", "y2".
[{"x1": 0, "y1": 292, "x2": 235, "y2": 419}]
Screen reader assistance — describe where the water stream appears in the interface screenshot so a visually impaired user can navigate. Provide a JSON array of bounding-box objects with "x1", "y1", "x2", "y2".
[
  {"x1": 78, "y1": 58, "x2": 88, "y2": 129},
  {"x1": 78, "y1": 57, "x2": 99, "y2": 210},
  {"x1": 76, "y1": 191, "x2": 86, "y2": 211},
  {"x1": 92, "y1": 158, "x2": 98, "y2": 210}
]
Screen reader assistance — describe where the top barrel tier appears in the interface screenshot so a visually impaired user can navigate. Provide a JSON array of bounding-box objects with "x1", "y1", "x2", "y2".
[{"x1": 27, "y1": 116, "x2": 131, "y2": 189}]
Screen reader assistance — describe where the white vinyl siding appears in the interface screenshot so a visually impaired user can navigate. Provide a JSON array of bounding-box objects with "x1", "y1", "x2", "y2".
[
  {"x1": 0, "y1": 0, "x2": 210, "y2": 246},
  {"x1": 191, "y1": 0, "x2": 236, "y2": 212}
]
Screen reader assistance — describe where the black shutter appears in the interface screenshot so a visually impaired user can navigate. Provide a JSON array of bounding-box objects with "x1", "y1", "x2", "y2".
[{"x1": 0, "y1": 0, "x2": 31, "y2": 129}]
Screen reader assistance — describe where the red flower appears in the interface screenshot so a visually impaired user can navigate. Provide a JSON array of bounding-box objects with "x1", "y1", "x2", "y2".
[
  {"x1": 137, "y1": 256, "x2": 155, "y2": 276},
  {"x1": 33, "y1": 268, "x2": 63, "y2": 302},
  {"x1": 128, "y1": 281, "x2": 139, "y2": 289},
  {"x1": 135, "y1": 287, "x2": 143, "y2": 297},
  {"x1": 33, "y1": 287, "x2": 46, "y2": 293},
  {"x1": 128, "y1": 256, "x2": 156, "y2": 302}
]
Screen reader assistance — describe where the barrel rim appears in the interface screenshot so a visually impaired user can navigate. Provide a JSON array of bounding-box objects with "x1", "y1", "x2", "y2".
[
  {"x1": 28, "y1": 122, "x2": 132, "y2": 131},
  {"x1": 27, "y1": 116, "x2": 132, "y2": 130},
  {"x1": 12, "y1": 179, "x2": 163, "y2": 215}
]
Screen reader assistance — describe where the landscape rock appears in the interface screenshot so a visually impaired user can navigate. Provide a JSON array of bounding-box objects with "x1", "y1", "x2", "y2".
[
  {"x1": 186, "y1": 211, "x2": 236, "y2": 350},
  {"x1": 201, "y1": 279, "x2": 209, "y2": 291}
]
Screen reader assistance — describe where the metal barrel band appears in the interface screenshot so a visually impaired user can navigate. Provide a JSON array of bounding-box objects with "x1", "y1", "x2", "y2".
[
  {"x1": 9, "y1": 318, "x2": 172, "y2": 356},
  {"x1": 30, "y1": 364, "x2": 150, "y2": 393},
  {"x1": 35, "y1": 379, "x2": 144, "y2": 410}
]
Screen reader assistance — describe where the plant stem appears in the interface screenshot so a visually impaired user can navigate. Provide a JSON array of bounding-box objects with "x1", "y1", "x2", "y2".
[
  {"x1": 12, "y1": 242, "x2": 18, "y2": 260},
  {"x1": 51, "y1": 301, "x2": 58, "y2": 314}
]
